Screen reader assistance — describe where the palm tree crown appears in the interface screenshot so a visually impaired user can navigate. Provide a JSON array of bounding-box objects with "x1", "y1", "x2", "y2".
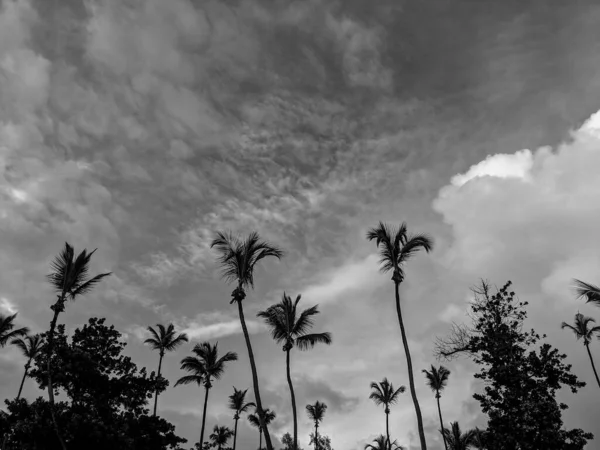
[
  {"x1": 248, "y1": 408, "x2": 276, "y2": 430},
  {"x1": 366, "y1": 222, "x2": 433, "y2": 283},
  {"x1": 210, "y1": 425, "x2": 234, "y2": 449},
  {"x1": 0, "y1": 313, "x2": 29, "y2": 347},
  {"x1": 144, "y1": 323, "x2": 189, "y2": 354},
  {"x1": 573, "y1": 279, "x2": 600, "y2": 307},
  {"x1": 229, "y1": 387, "x2": 256, "y2": 420},
  {"x1": 442, "y1": 422, "x2": 476, "y2": 450},
  {"x1": 365, "y1": 435, "x2": 406, "y2": 450},
  {"x1": 210, "y1": 231, "x2": 284, "y2": 301},
  {"x1": 561, "y1": 313, "x2": 600, "y2": 345},
  {"x1": 175, "y1": 342, "x2": 238, "y2": 388},
  {"x1": 369, "y1": 378, "x2": 406, "y2": 413},
  {"x1": 257, "y1": 293, "x2": 332, "y2": 351},
  {"x1": 11, "y1": 334, "x2": 45, "y2": 360},
  {"x1": 423, "y1": 365, "x2": 451, "y2": 399},
  {"x1": 306, "y1": 401, "x2": 327, "y2": 426}
]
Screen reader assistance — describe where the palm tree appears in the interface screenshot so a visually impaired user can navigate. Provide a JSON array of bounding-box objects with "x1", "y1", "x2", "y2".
[
  {"x1": 369, "y1": 378, "x2": 406, "y2": 450},
  {"x1": 11, "y1": 334, "x2": 45, "y2": 399},
  {"x1": 174, "y1": 342, "x2": 238, "y2": 448},
  {"x1": 441, "y1": 422, "x2": 476, "y2": 450},
  {"x1": 229, "y1": 387, "x2": 256, "y2": 450},
  {"x1": 211, "y1": 231, "x2": 284, "y2": 450},
  {"x1": 561, "y1": 312, "x2": 600, "y2": 388},
  {"x1": 365, "y1": 435, "x2": 406, "y2": 450},
  {"x1": 422, "y1": 365, "x2": 451, "y2": 450},
  {"x1": 573, "y1": 279, "x2": 600, "y2": 306},
  {"x1": 209, "y1": 425, "x2": 235, "y2": 450},
  {"x1": 248, "y1": 408, "x2": 276, "y2": 450},
  {"x1": 144, "y1": 323, "x2": 189, "y2": 416},
  {"x1": 0, "y1": 313, "x2": 29, "y2": 347},
  {"x1": 306, "y1": 401, "x2": 327, "y2": 450},
  {"x1": 257, "y1": 293, "x2": 332, "y2": 450},
  {"x1": 471, "y1": 428, "x2": 487, "y2": 450},
  {"x1": 45, "y1": 242, "x2": 111, "y2": 450},
  {"x1": 366, "y1": 222, "x2": 433, "y2": 450}
]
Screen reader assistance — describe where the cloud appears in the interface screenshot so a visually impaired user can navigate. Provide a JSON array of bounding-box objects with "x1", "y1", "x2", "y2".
[{"x1": 181, "y1": 310, "x2": 267, "y2": 341}]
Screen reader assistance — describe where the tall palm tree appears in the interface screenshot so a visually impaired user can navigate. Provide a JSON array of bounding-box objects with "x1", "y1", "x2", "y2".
[
  {"x1": 573, "y1": 279, "x2": 600, "y2": 306},
  {"x1": 561, "y1": 312, "x2": 600, "y2": 388},
  {"x1": 441, "y1": 422, "x2": 476, "y2": 450},
  {"x1": 422, "y1": 365, "x2": 451, "y2": 450},
  {"x1": 365, "y1": 435, "x2": 406, "y2": 450},
  {"x1": 144, "y1": 323, "x2": 189, "y2": 416},
  {"x1": 229, "y1": 387, "x2": 256, "y2": 450},
  {"x1": 369, "y1": 378, "x2": 406, "y2": 450},
  {"x1": 306, "y1": 401, "x2": 327, "y2": 450},
  {"x1": 366, "y1": 222, "x2": 433, "y2": 450},
  {"x1": 45, "y1": 242, "x2": 111, "y2": 450},
  {"x1": 0, "y1": 313, "x2": 29, "y2": 347},
  {"x1": 174, "y1": 342, "x2": 238, "y2": 448},
  {"x1": 248, "y1": 408, "x2": 276, "y2": 450},
  {"x1": 211, "y1": 231, "x2": 284, "y2": 450},
  {"x1": 257, "y1": 293, "x2": 332, "y2": 450},
  {"x1": 209, "y1": 425, "x2": 235, "y2": 450},
  {"x1": 11, "y1": 334, "x2": 45, "y2": 399}
]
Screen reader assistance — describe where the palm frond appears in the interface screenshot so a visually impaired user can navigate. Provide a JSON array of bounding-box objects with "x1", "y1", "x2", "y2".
[
  {"x1": 295, "y1": 332, "x2": 332, "y2": 351},
  {"x1": 0, "y1": 313, "x2": 29, "y2": 347},
  {"x1": 174, "y1": 374, "x2": 203, "y2": 387},
  {"x1": 573, "y1": 279, "x2": 600, "y2": 306}
]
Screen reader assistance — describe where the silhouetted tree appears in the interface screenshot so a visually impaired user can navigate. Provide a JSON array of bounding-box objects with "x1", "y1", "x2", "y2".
[
  {"x1": 573, "y1": 279, "x2": 600, "y2": 306},
  {"x1": 209, "y1": 425, "x2": 234, "y2": 450},
  {"x1": 561, "y1": 313, "x2": 600, "y2": 389},
  {"x1": 306, "y1": 401, "x2": 327, "y2": 450},
  {"x1": 308, "y1": 434, "x2": 334, "y2": 450},
  {"x1": 44, "y1": 243, "x2": 111, "y2": 450},
  {"x1": 144, "y1": 323, "x2": 189, "y2": 416},
  {"x1": 422, "y1": 365, "x2": 451, "y2": 450},
  {"x1": 211, "y1": 231, "x2": 283, "y2": 450},
  {"x1": 367, "y1": 222, "x2": 433, "y2": 450},
  {"x1": 10, "y1": 334, "x2": 45, "y2": 400},
  {"x1": 0, "y1": 313, "x2": 28, "y2": 347},
  {"x1": 281, "y1": 432, "x2": 303, "y2": 450},
  {"x1": 369, "y1": 378, "x2": 405, "y2": 450},
  {"x1": 258, "y1": 293, "x2": 332, "y2": 450},
  {"x1": 175, "y1": 342, "x2": 237, "y2": 449},
  {"x1": 436, "y1": 280, "x2": 593, "y2": 450},
  {"x1": 441, "y1": 422, "x2": 475, "y2": 450},
  {"x1": 248, "y1": 408, "x2": 276, "y2": 450},
  {"x1": 228, "y1": 387, "x2": 255, "y2": 450},
  {"x1": 364, "y1": 435, "x2": 405, "y2": 450}
]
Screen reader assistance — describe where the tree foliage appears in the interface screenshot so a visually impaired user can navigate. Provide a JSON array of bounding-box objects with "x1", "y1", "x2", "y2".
[
  {"x1": 0, "y1": 317, "x2": 187, "y2": 450},
  {"x1": 437, "y1": 281, "x2": 593, "y2": 450}
]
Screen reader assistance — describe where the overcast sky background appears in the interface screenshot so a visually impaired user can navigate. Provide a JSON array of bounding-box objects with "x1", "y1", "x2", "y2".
[{"x1": 1, "y1": 0, "x2": 600, "y2": 449}]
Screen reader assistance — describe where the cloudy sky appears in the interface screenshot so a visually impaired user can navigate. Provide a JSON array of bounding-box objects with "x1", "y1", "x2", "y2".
[{"x1": 1, "y1": 0, "x2": 600, "y2": 449}]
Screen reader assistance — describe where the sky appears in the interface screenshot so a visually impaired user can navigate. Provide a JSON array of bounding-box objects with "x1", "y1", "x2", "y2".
[{"x1": 1, "y1": 0, "x2": 600, "y2": 449}]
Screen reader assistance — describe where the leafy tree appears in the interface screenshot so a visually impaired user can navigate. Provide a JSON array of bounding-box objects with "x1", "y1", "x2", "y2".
[
  {"x1": 1, "y1": 318, "x2": 186, "y2": 450},
  {"x1": 368, "y1": 378, "x2": 405, "y2": 450},
  {"x1": 209, "y1": 425, "x2": 234, "y2": 450},
  {"x1": 436, "y1": 280, "x2": 593, "y2": 450},
  {"x1": 561, "y1": 312, "x2": 600, "y2": 388},
  {"x1": 0, "y1": 313, "x2": 28, "y2": 347},
  {"x1": 305, "y1": 401, "x2": 327, "y2": 450},
  {"x1": 258, "y1": 293, "x2": 332, "y2": 450},
  {"x1": 44, "y1": 242, "x2": 111, "y2": 450},
  {"x1": 175, "y1": 342, "x2": 237, "y2": 449},
  {"x1": 364, "y1": 435, "x2": 405, "y2": 450},
  {"x1": 10, "y1": 334, "x2": 45, "y2": 400},
  {"x1": 248, "y1": 408, "x2": 276, "y2": 450},
  {"x1": 228, "y1": 387, "x2": 255, "y2": 450},
  {"x1": 308, "y1": 433, "x2": 333, "y2": 450},
  {"x1": 211, "y1": 231, "x2": 284, "y2": 450},
  {"x1": 572, "y1": 279, "x2": 600, "y2": 306},
  {"x1": 281, "y1": 432, "x2": 303, "y2": 450},
  {"x1": 422, "y1": 365, "x2": 451, "y2": 450},
  {"x1": 144, "y1": 323, "x2": 189, "y2": 416},
  {"x1": 366, "y1": 222, "x2": 433, "y2": 450},
  {"x1": 441, "y1": 422, "x2": 476, "y2": 450}
]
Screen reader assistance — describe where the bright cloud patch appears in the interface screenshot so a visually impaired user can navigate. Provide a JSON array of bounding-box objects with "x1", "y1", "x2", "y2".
[{"x1": 433, "y1": 111, "x2": 600, "y2": 302}]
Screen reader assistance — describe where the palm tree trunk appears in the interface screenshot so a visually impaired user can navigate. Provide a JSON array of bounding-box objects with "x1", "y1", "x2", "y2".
[
  {"x1": 16, "y1": 363, "x2": 30, "y2": 401},
  {"x1": 153, "y1": 352, "x2": 164, "y2": 416},
  {"x1": 286, "y1": 349, "x2": 299, "y2": 450},
  {"x1": 233, "y1": 418, "x2": 239, "y2": 450},
  {"x1": 236, "y1": 297, "x2": 274, "y2": 450},
  {"x1": 585, "y1": 343, "x2": 600, "y2": 388},
  {"x1": 436, "y1": 395, "x2": 448, "y2": 450},
  {"x1": 385, "y1": 411, "x2": 390, "y2": 450},
  {"x1": 199, "y1": 385, "x2": 211, "y2": 447},
  {"x1": 314, "y1": 425, "x2": 319, "y2": 450},
  {"x1": 259, "y1": 429, "x2": 263, "y2": 450},
  {"x1": 47, "y1": 301, "x2": 68, "y2": 450},
  {"x1": 394, "y1": 281, "x2": 427, "y2": 450}
]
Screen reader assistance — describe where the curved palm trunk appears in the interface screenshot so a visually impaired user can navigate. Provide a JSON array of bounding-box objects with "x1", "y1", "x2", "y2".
[
  {"x1": 47, "y1": 302, "x2": 68, "y2": 450},
  {"x1": 585, "y1": 343, "x2": 600, "y2": 388},
  {"x1": 236, "y1": 298, "x2": 274, "y2": 450},
  {"x1": 394, "y1": 282, "x2": 427, "y2": 450},
  {"x1": 436, "y1": 395, "x2": 448, "y2": 450},
  {"x1": 199, "y1": 385, "x2": 211, "y2": 447},
  {"x1": 286, "y1": 349, "x2": 299, "y2": 450},
  {"x1": 153, "y1": 352, "x2": 164, "y2": 416},
  {"x1": 16, "y1": 362, "x2": 31, "y2": 400},
  {"x1": 385, "y1": 411, "x2": 390, "y2": 450},
  {"x1": 233, "y1": 417, "x2": 239, "y2": 450}
]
